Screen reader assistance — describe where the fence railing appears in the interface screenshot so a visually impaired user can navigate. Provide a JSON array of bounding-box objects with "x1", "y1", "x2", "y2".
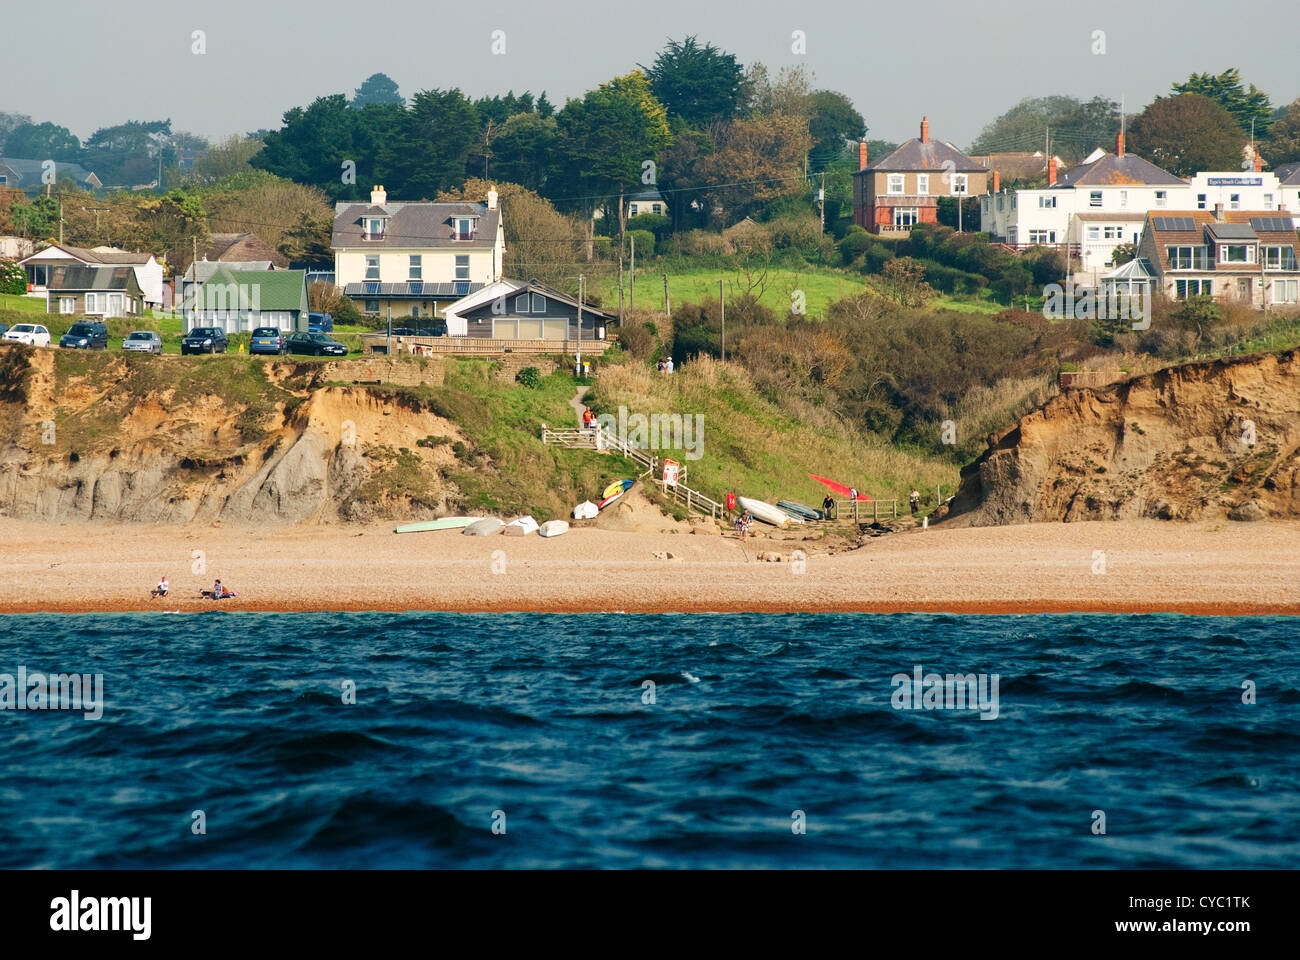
[{"x1": 363, "y1": 334, "x2": 609, "y2": 357}]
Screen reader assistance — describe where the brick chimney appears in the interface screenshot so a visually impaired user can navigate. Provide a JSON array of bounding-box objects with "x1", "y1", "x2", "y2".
[
  {"x1": 1214, "y1": 202, "x2": 1225, "y2": 222},
  {"x1": 858, "y1": 140, "x2": 868, "y2": 170},
  {"x1": 920, "y1": 116, "x2": 929, "y2": 144},
  {"x1": 371, "y1": 185, "x2": 387, "y2": 205},
  {"x1": 1047, "y1": 156, "x2": 1058, "y2": 186},
  {"x1": 992, "y1": 170, "x2": 1000, "y2": 193},
  {"x1": 1253, "y1": 149, "x2": 1263, "y2": 173},
  {"x1": 1115, "y1": 132, "x2": 1125, "y2": 157}
]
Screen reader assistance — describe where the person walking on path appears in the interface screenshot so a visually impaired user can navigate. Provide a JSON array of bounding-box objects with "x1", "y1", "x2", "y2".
[
  {"x1": 910, "y1": 487, "x2": 921, "y2": 516},
  {"x1": 822, "y1": 495, "x2": 836, "y2": 520}
]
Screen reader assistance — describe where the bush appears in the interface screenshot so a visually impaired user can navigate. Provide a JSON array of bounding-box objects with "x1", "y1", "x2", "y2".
[
  {"x1": 625, "y1": 229, "x2": 655, "y2": 258},
  {"x1": 615, "y1": 321, "x2": 656, "y2": 361},
  {"x1": 764, "y1": 214, "x2": 822, "y2": 250},
  {"x1": 593, "y1": 236, "x2": 613, "y2": 259},
  {"x1": 661, "y1": 230, "x2": 733, "y2": 257},
  {"x1": 627, "y1": 212, "x2": 671, "y2": 240},
  {"x1": 515, "y1": 366, "x2": 542, "y2": 389},
  {"x1": 0, "y1": 261, "x2": 25, "y2": 296}
]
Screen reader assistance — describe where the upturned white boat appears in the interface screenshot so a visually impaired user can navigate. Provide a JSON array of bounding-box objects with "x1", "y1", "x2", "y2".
[{"x1": 736, "y1": 496, "x2": 796, "y2": 526}]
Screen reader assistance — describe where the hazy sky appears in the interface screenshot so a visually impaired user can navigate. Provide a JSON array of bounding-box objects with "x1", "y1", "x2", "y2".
[{"x1": 8, "y1": 0, "x2": 1298, "y2": 149}]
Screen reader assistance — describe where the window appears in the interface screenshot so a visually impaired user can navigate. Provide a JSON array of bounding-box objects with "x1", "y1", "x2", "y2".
[
  {"x1": 1263, "y1": 246, "x2": 1298, "y2": 270},
  {"x1": 1155, "y1": 191, "x2": 1167, "y2": 208},
  {"x1": 1090, "y1": 191, "x2": 1102, "y2": 207},
  {"x1": 411, "y1": 305, "x2": 420, "y2": 318},
  {"x1": 997, "y1": 196, "x2": 1004, "y2": 211},
  {"x1": 1175, "y1": 279, "x2": 1212, "y2": 298},
  {"x1": 515, "y1": 294, "x2": 530, "y2": 313},
  {"x1": 365, "y1": 256, "x2": 379, "y2": 281},
  {"x1": 1197, "y1": 193, "x2": 1207, "y2": 209},
  {"x1": 1038, "y1": 196, "x2": 1056, "y2": 208},
  {"x1": 1273, "y1": 279, "x2": 1299, "y2": 303},
  {"x1": 453, "y1": 217, "x2": 475, "y2": 240},
  {"x1": 1219, "y1": 244, "x2": 1252, "y2": 264},
  {"x1": 455, "y1": 255, "x2": 469, "y2": 281},
  {"x1": 1166, "y1": 246, "x2": 1209, "y2": 270},
  {"x1": 1011, "y1": 195, "x2": 1017, "y2": 209},
  {"x1": 916, "y1": 174, "x2": 929, "y2": 194},
  {"x1": 1119, "y1": 190, "x2": 1128, "y2": 208},
  {"x1": 887, "y1": 174, "x2": 905, "y2": 195},
  {"x1": 59, "y1": 298, "x2": 74, "y2": 314},
  {"x1": 364, "y1": 299, "x2": 379, "y2": 313},
  {"x1": 1028, "y1": 230, "x2": 1056, "y2": 244},
  {"x1": 409, "y1": 255, "x2": 422, "y2": 280},
  {"x1": 652, "y1": 203, "x2": 662, "y2": 214},
  {"x1": 531, "y1": 293, "x2": 546, "y2": 312},
  {"x1": 1264, "y1": 193, "x2": 1274, "y2": 210},
  {"x1": 364, "y1": 217, "x2": 385, "y2": 240},
  {"x1": 950, "y1": 173, "x2": 968, "y2": 195},
  {"x1": 1007, "y1": 227, "x2": 1017, "y2": 244},
  {"x1": 85, "y1": 293, "x2": 101, "y2": 313},
  {"x1": 893, "y1": 208, "x2": 919, "y2": 228},
  {"x1": 1103, "y1": 225, "x2": 1122, "y2": 240},
  {"x1": 1087, "y1": 226, "x2": 1100, "y2": 240},
  {"x1": 1229, "y1": 193, "x2": 1240, "y2": 210}
]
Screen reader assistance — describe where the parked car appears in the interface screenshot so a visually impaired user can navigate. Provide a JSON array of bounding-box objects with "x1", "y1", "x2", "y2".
[
  {"x1": 416, "y1": 321, "x2": 447, "y2": 337},
  {"x1": 390, "y1": 327, "x2": 417, "y2": 337},
  {"x1": 59, "y1": 321, "x2": 110, "y2": 350},
  {"x1": 3, "y1": 323, "x2": 51, "y2": 347},
  {"x1": 122, "y1": 330, "x2": 163, "y2": 354},
  {"x1": 307, "y1": 312, "x2": 333, "y2": 332},
  {"x1": 181, "y1": 327, "x2": 229, "y2": 355},
  {"x1": 286, "y1": 332, "x2": 348, "y2": 356},
  {"x1": 249, "y1": 326, "x2": 288, "y2": 355}
]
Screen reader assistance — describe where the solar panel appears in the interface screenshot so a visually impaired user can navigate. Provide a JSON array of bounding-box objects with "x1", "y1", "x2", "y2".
[
  {"x1": 364, "y1": 282, "x2": 380, "y2": 295},
  {"x1": 1152, "y1": 216, "x2": 1195, "y2": 231},
  {"x1": 454, "y1": 281, "x2": 469, "y2": 295},
  {"x1": 1249, "y1": 216, "x2": 1295, "y2": 233},
  {"x1": 1207, "y1": 223, "x2": 1257, "y2": 239},
  {"x1": 408, "y1": 282, "x2": 423, "y2": 295}
]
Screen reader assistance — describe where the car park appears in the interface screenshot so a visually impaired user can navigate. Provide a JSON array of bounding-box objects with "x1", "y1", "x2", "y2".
[
  {"x1": 59, "y1": 321, "x2": 110, "y2": 350},
  {"x1": 3, "y1": 323, "x2": 51, "y2": 347},
  {"x1": 249, "y1": 327, "x2": 289, "y2": 355},
  {"x1": 181, "y1": 327, "x2": 229, "y2": 355},
  {"x1": 122, "y1": 331, "x2": 163, "y2": 354},
  {"x1": 286, "y1": 332, "x2": 348, "y2": 356}
]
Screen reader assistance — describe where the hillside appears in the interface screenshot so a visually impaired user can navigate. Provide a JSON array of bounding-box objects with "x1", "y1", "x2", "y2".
[{"x1": 946, "y1": 348, "x2": 1300, "y2": 525}]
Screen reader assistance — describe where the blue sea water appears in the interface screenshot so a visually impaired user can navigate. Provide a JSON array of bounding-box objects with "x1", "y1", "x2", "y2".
[{"x1": 0, "y1": 612, "x2": 1296, "y2": 869}]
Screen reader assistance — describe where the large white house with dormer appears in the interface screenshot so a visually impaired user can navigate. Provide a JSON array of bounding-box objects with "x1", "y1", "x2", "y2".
[{"x1": 332, "y1": 186, "x2": 505, "y2": 320}]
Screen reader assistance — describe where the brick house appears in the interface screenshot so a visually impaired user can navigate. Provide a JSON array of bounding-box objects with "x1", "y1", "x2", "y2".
[{"x1": 852, "y1": 117, "x2": 989, "y2": 234}]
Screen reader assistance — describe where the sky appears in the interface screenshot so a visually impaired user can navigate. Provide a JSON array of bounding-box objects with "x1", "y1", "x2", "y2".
[{"x1": 7, "y1": 0, "x2": 1298, "y2": 150}]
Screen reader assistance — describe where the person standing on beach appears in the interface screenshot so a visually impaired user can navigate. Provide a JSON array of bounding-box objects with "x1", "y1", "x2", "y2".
[
  {"x1": 910, "y1": 488, "x2": 920, "y2": 516},
  {"x1": 822, "y1": 495, "x2": 836, "y2": 520}
]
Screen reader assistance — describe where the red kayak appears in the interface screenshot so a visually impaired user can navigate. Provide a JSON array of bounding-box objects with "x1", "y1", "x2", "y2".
[{"x1": 808, "y1": 474, "x2": 872, "y2": 501}]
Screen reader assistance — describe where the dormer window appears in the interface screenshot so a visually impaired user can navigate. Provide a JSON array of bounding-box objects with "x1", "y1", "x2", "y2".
[
  {"x1": 363, "y1": 217, "x2": 386, "y2": 241},
  {"x1": 452, "y1": 217, "x2": 476, "y2": 241}
]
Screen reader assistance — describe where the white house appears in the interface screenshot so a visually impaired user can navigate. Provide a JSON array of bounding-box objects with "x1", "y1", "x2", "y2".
[
  {"x1": 332, "y1": 185, "x2": 505, "y2": 319},
  {"x1": 17, "y1": 243, "x2": 164, "y2": 307}
]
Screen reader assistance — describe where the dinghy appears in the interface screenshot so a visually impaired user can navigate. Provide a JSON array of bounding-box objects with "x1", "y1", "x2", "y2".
[
  {"x1": 538, "y1": 520, "x2": 570, "y2": 538},
  {"x1": 502, "y1": 516, "x2": 539, "y2": 536},
  {"x1": 572, "y1": 500, "x2": 599, "y2": 520},
  {"x1": 777, "y1": 500, "x2": 823, "y2": 521},
  {"x1": 395, "y1": 516, "x2": 482, "y2": 533},
  {"x1": 462, "y1": 518, "x2": 504, "y2": 536},
  {"x1": 736, "y1": 496, "x2": 794, "y2": 526},
  {"x1": 597, "y1": 479, "x2": 633, "y2": 509}
]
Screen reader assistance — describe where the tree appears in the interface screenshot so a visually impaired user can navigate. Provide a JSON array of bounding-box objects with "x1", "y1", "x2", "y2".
[
  {"x1": 0, "y1": 112, "x2": 32, "y2": 152},
  {"x1": 187, "y1": 135, "x2": 264, "y2": 184},
  {"x1": 1172, "y1": 69, "x2": 1272, "y2": 137},
  {"x1": 879, "y1": 258, "x2": 933, "y2": 307},
  {"x1": 641, "y1": 36, "x2": 744, "y2": 127},
  {"x1": 136, "y1": 191, "x2": 207, "y2": 265},
  {"x1": 488, "y1": 113, "x2": 558, "y2": 192},
  {"x1": 741, "y1": 63, "x2": 813, "y2": 117},
  {"x1": 969, "y1": 95, "x2": 1120, "y2": 164},
  {"x1": 253, "y1": 95, "x2": 368, "y2": 199},
  {"x1": 807, "y1": 90, "x2": 865, "y2": 173},
  {"x1": 694, "y1": 113, "x2": 812, "y2": 223},
  {"x1": 394, "y1": 89, "x2": 479, "y2": 197},
  {"x1": 1263, "y1": 98, "x2": 1300, "y2": 165},
  {"x1": 1128, "y1": 93, "x2": 1244, "y2": 177},
  {"x1": 351, "y1": 73, "x2": 404, "y2": 108},
  {"x1": 82, "y1": 119, "x2": 173, "y2": 186},
  {"x1": 10, "y1": 195, "x2": 59, "y2": 238},
  {"x1": 4, "y1": 121, "x2": 81, "y2": 161},
  {"x1": 202, "y1": 175, "x2": 331, "y2": 254}
]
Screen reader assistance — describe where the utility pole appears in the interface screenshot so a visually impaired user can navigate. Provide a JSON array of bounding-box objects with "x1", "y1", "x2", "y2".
[
  {"x1": 58, "y1": 200, "x2": 64, "y2": 244},
  {"x1": 618, "y1": 253, "x2": 624, "y2": 325},
  {"x1": 719, "y1": 278, "x2": 725, "y2": 363},
  {"x1": 629, "y1": 234, "x2": 635, "y2": 309},
  {"x1": 578, "y1": 274, "x2": 584, "y2": 352},
  {"x1": 819, "y1": 173, "x2": 825, "y2": 236},
  {"x1": 663, "y1": 273, "x2": 669, "y2": 314}
]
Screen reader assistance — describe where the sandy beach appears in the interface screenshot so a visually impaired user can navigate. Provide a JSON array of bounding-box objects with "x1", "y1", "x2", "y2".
[{"x1": 2, "y1": 516, "x2": 1298, "y2": 616}]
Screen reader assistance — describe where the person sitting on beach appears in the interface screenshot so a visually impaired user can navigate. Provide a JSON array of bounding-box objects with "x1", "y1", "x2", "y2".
[
  {"x1": 151, "y1": 575, "x2": 169, "y2": 598},
  {"x1": 212, "y1": 579, "x2": 238, "y2": 600}
]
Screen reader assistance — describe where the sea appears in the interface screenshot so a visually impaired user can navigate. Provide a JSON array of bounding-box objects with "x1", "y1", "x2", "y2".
[{"x1": 0, "y1": 612, "x2": 1296, "y2": 869}]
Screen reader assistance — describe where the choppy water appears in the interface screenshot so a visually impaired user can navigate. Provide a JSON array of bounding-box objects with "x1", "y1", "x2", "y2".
[{"x1": 0, "y1": 612, "x2": 1296, "y2": 868}]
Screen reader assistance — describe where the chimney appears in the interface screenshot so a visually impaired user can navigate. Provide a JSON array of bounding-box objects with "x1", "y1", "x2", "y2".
[
  {"x1": 858, "y1": 140, "x2": 868, "y2": 171},
  {"x1": 1214, "y1": 202, "x2": 1225, "y2": 222},
  {"x1": 992, "y1": 170, "x2": 1000, "y2": 193},
  {"x1": 1047, "y1": 156, "x2": 1058, "y2": 186},
  {"x1": 1253, "y1": 149, "x2": 1263, "y2": 173},
  {"x1": 487, "y1": 188, "x2": 498, "y2": 210},
  {"x1": 920, "y1": 116, "x2": 929, "y2": 144},
  {"x1": 1115, "y1": 132, "x2": 1124, "y2": 157},
  {"x1": 371, "y1": 185, "x2": 387, "y2": 205}
]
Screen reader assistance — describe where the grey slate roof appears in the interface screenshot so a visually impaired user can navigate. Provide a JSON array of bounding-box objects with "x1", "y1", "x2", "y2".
[
  {"x1": 861, "y1": 138, "x2": 985, "y2": 173},
  {"x1": 332, "y1": 200, "x2": 500, "y2": 249},
  {"x1": 1051, "y1": 152, "x2": 1183, "y2": 187},
  {"x1": 0, "y1": 156, "x2": 99, "y2": 190},
  {"x1": 48, "y1": 265, "x2": 137, "y2": 291},
  {"x1": 1274, "y1": 162, "x2": 1300, "y2": 185},
  {"x1": 19, "y1": 243, "x2": 152, "y2": 266}
]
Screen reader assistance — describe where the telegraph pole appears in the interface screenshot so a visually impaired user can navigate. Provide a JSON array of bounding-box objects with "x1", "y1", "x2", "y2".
[
  {"x1": 629, "y1": 234, "x2": 635, "y2": 309},
  {"x1": 819, "y1": 173, "x2": 825, "y2": 236},
  {"x1": 663, "y1": 273, "x2": 669, "y2": 314},
  {"x1": 58, "y1": 201, "x2": 64, "y2": 244},
  {"x1": 618, "y1": 253, "x2": 624, "y2": 325},
  {"x1": 719, "y1": 278, "x2": 725, "y2": 362}
]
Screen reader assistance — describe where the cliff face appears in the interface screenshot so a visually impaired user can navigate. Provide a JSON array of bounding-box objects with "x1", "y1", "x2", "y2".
[
  {"x1": 947, "y1": 349, "x2": 1300, "y2": 525},
  {"x1": 0, "y1": 346, "x2": 465, "y2": 524}
]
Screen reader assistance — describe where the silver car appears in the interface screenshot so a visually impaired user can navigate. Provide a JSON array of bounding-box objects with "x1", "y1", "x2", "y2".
[{"x1": 122, "y1": 330, "x2": 163, "y2": 354}]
